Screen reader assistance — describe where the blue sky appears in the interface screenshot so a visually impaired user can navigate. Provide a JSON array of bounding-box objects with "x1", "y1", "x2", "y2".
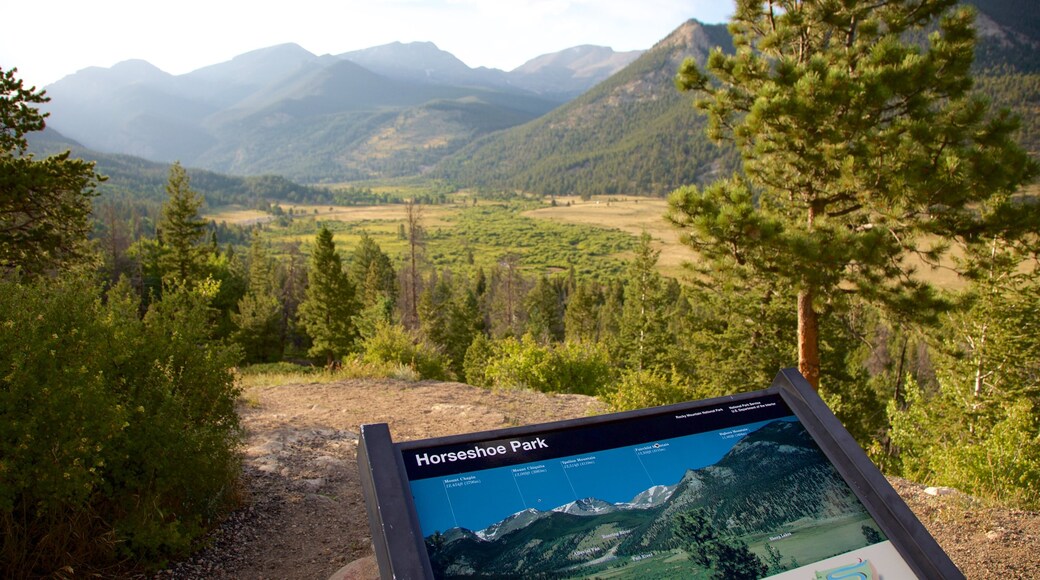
[
  {"x1": 2, "y1": 0, "x2": 734, "y2": 90},
  {"x1": 409, "y1": 417, "x2": 795, "y2": 536}
]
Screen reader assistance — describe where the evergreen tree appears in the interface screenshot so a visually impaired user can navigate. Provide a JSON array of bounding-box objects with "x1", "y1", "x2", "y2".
[
  {"x1": 418, "y1": 270, "x2": 453, "y2": 354},
  {"x1": 350, "y1": 232, "x2": 397, "y2": 307},
  {"x1": 673, "y1": 509, "x2": 768, "y2": 580},
  {"x1": 233, "y1": 232, "x2": 284, "y2": 363},
  {"x1": 203, "y1": 247, "x2": 247, "y2": 339},
  {"x1": 598, "y1": 278, "x2": 625, "y2": 348},
  {"x1": 157, "y1": 162, "x2": 208, "y2": 286},
  {"x1": 0, "y1": 67, "x2": 103, "y2": 276},
  {"x1": 443, "y1": 285, "x2": 482, "y2": 377},
  {"x1": 524, "y1": 275, "x2": 565, "y2": 343},
  {"x1": 669, "y1": 0, "x2": 1038, "y2": 389},
  {"x1": 564, "y1": 279, "x2": 602, "y2": 343},
  {"x1": 488, "y1": 254, "x2": 528, "y2": 338},
  {"x1": 463, "y1": 333, "x2": 494, "y2": 388},
  {"x1": 402, "y1": 199, "x2": 425, "y2": 329},
  {"x1": 617, "y1": 233, "x2": 674, "y2": 372},
  {"x1": 298, "y1": 227, "x2": 360, "y2": 366},
  {"x1": 278, "y1": 240, "x2": 309, "y2": 354}
]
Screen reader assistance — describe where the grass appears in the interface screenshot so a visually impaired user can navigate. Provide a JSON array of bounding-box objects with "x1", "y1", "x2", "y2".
[
  {"x1": 208, "y1": 193, "x2": 1015, "y2": 290},
  {"x1": 524, "y1": 195, "x2": 698, "y2": 279},
  {"x1": 234, "y1": 359, "x2": 427, "y2": 390},
  {"x1": 207, "y1": 206, "x2": 272, "y2": 224},
  {"x1": 208, "y1": 203, "x2": 456, "y2": 227}
]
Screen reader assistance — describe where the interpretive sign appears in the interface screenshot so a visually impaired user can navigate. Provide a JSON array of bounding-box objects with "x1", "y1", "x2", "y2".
[{"x1": 358, "y1": 369, "x2": 963, "y2": 579}]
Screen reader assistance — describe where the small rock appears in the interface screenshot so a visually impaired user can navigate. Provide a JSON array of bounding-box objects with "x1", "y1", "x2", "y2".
[
  {"x1": 305, "y1": 493, "x2": 337, "y2": 506},
  {"x1": 923, "y1": 486, "x2": 956, "y2": 496},
  {"x1": 328, "y1": 555, "x2": 379, "y2": 580},
  {"x1": 256, "y1": 460, "x2": 281, "y2": 473}
]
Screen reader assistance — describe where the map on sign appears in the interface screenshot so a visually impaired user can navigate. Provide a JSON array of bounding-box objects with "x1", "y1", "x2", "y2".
[{"x1": 403, "y1": 395, "x2": 918, "y2": 579}]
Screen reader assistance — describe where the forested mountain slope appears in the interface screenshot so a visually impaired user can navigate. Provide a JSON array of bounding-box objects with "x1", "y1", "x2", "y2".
[
  {"x1": 435, "y1": 20, "x2": 739, "y2": 197},
  {"x1": 437, "y1": 0, "x2": 1038, "y2": 197}
]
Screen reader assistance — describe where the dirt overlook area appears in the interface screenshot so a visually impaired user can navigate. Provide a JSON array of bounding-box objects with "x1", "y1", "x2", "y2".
[{"x1": 153, "y1": 379, "x2": 1040, "y2": 579}]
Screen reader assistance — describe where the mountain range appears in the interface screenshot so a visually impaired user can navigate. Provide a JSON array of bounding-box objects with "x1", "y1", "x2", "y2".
[
  {"x1": 39, "y1": 41, "x2": 639, "y2": 184},
  {"x1": 424, "y1": 420, "x2": 878, "y2": 577},
  {"x1": 33, "y1": 0, "x2": 1040, "y2": 200}
]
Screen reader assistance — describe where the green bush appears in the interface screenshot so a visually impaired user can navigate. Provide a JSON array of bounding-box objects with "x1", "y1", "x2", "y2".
[
  {"x1": 463, "y1": 333, "x2": 494, "y2": 388},
  {"x1": 604, "y1": 368, "x2": 695, "y2": 412},
  {"x1": 360, "y1": 322, "x2": 451, "y2": 381},
  {"x1": 889, "y1": 379, "x2": 1040, "y2": 509},
  {"x1": 0, "y1": 276, "x2": 241, "y2": 576},
  {"x1": 483, "y1": 335, "x2": 613, "y2": 395}
]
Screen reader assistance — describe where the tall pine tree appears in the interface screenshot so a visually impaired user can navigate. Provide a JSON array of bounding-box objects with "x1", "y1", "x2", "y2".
[
  {"x1": 525, "y1": 275, "x2": 565, "y2": 344},
  {"x1": 617, "y1": 233, "x2": 674, "y2": 372},
  {"x1": 233, "y1": 232, "x2": 283, "y2": 363},
  {"x1": 157, "y1": 162, "x2": 208, "y2": 286},
  {"x1": 669, "y1": 0, "x2": 1038, "y2": 389},
  {"x1": 0, "y1": 67, "x2": 103, "y2": 276},
  {"x1": 298, "y1": 227, "x2": 360, "y2": 366}
]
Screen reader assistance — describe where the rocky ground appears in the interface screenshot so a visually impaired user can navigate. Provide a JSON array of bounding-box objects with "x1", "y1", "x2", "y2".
[{"x1": 154, "y1": 379, "x2": 1040, "y2": 579}]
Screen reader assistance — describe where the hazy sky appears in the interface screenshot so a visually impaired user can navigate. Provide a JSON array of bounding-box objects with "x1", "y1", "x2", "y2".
[{"x1": 2, "y1": 0, "x2": 733, "y2": 90}]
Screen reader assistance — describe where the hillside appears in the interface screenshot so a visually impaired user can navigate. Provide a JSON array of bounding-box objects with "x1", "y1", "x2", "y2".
[
  {"x1": 151, "y1": 378, "x2": 1040, "y2": 579},
  {"x1": 436, "y1": 0, "x2": 1040, "y2": 197},
  {"x1": 26, "y1": 127, "x2": 326, "y2": 208},
  {"x1": 434, "y1": 20, "x2": 740, "y2": 197}
]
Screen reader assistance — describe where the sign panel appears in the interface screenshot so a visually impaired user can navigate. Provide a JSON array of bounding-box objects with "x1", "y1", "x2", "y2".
[
  {"x1": 402, "y1": 394, "x2": 914, "y2": 579},
  {"x1": 358, "y1": 369, "x2": 963, "y2": 579}
]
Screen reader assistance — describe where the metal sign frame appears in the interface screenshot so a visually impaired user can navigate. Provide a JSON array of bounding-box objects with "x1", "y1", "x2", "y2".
[{"x1": 358, "y1": 369, "x2": 963, "y2": 579}]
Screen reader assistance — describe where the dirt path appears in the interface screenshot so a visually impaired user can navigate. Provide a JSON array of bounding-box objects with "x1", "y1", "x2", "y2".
[{"x1": 155, "y1": 379, "x2": 1040, "y2": 579}]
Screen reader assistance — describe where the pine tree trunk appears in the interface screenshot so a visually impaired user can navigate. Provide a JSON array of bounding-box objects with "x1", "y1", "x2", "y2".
[{"x1": 798, "y1": 287, "x2": 821, "y2": 391}]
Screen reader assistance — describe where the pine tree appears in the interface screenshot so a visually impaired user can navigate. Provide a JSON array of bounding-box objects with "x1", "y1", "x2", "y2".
[
  {"x1": 402, "y1": 199, "x2": 425, "y2": 329},
  {"x1": 669, "y1": 0, "x2": 1038, "y2": 389},
  {"x1": 564, "y1": 279, "x2": 602, "y2": 343},
  {"x1": 418, "y1": 270, "x2": 452, "y2": 352},
  {"x1": 617, "y1": 233, "x2": 674, "y2": 372},
  {"x1": 0, "y1": 67, "x2": 103, "y2": 276},
  {"x1": 233, "y1": 232, "x2": 283, "y2": 363},
  {"x1": 488, "y1": 254, "x2": 527, "y2": 338},
  {"x1": 524, "y1": 275, "x2": 565, "y2": 344},
  {"x1": 350, "y1": 232, "x2": 397, "y2": 307},
  {"x1": 157, "y1": 162, "x2": 209, "y2": 286},
  {"x1": 298, "y1": 227, "x2": 360, "y2": 366},
  {"x1": 278, "y1": 240, "x2": 309, "y2": 354}
]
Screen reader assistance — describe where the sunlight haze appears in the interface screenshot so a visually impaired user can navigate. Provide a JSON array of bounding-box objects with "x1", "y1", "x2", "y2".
[{"x1": 2, "y1": 0, "x2": 733, "y2": 89}]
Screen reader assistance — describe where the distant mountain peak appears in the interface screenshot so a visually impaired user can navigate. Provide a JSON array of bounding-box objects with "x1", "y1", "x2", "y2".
[
  {"x1": 230, "y1": 42, "x2": 316, "y2": 61},
  {"x1": 653, "y1": 18, "x2": 718, "y2": 53},
  {"x1": 552, "y1": 497, "x2": 617, "y2": 516},
  {"x1": 513, "y1": 45, "x2": 641, "y2": 78},
  {"x1": 619, "y1": 483, "x2": 677, "y2": 509},
  {"x1": 339, "y1": 41, "x2": 471, "y2": 79},
  {"x1": 109, "y1": 59, "x2": 166, "y2": 73}
]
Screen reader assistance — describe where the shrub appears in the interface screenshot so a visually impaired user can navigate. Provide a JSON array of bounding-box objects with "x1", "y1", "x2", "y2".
[
  {"x1": 483, "y1": 335, "x2": 613, "y2": 395},
  {"x1": 463, "y1": 333, "x2": 494, "y2": 387},
  {"x1": 360, "y1": 322, "x2": 451, "y2": 381},
  {"x1": 605, "y1": 368, "x2": 695, "y2": 412},
  {"x1": 889, "y1": 379, "x2": 1040, "y2": 509},
  {"x1": 0, "y1": 276, "x2": 241, "y2": 576}
]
